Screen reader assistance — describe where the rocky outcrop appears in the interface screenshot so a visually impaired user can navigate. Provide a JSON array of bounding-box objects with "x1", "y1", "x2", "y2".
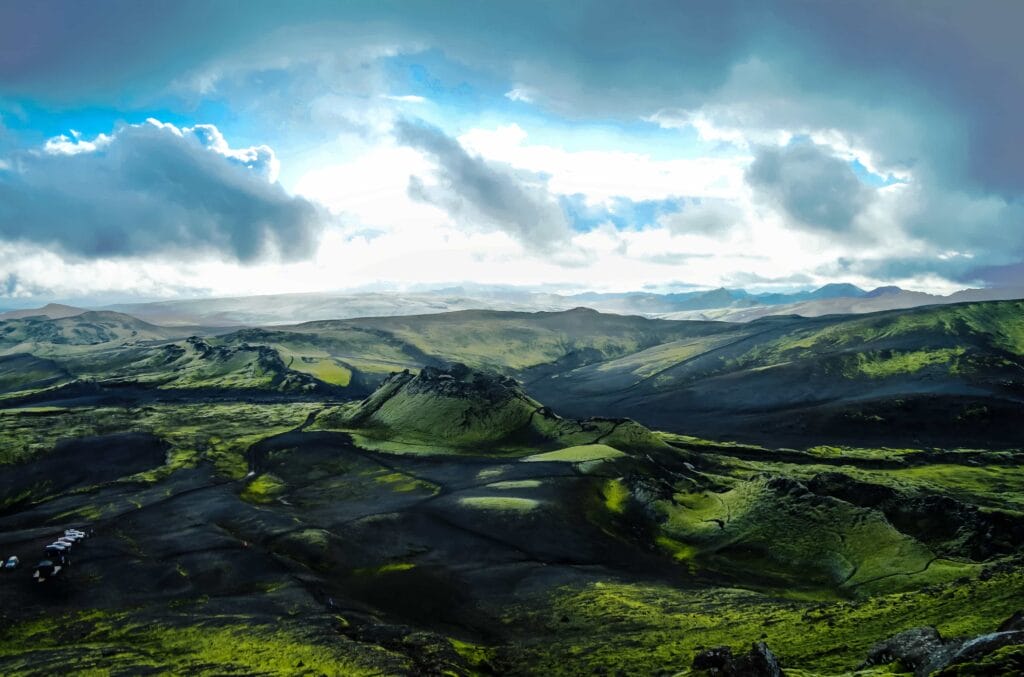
[
  {"x1": 861, "y1": 614, "x2": 1024, "y2": 676},
  {"x1": 861, "y1": 627, "x2": 960, "y2": 676},
  {"x1": 691, "y1": 642, "x2": 783, "y2": 676},
  {"x1": 806, "y1": 471, "x2": 1024, "y2": 560},
  {"x1": 406, "y1": 363, "x2": 522, "y2": 403}
]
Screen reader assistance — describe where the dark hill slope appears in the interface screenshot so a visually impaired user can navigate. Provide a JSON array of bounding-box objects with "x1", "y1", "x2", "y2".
[
  {"x1": 292, "y1": 307, "x2": 735, "y2": 372},
  {"x1": 526, "y1": 301, "x2": 1024, "y2": 447}
]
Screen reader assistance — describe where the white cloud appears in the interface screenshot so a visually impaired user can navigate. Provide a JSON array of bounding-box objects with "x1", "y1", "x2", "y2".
[
  {"x1": 1, "y1": 119, "x2": 320, "y2": 262},
  {"x1": 187, "y1": 123, "x2": 281, "y2": 182},
  {"x1": 383, "y1": 94, "x2": 427, "y2": 103},
  {"x1": 505, "y1": 87, "x2": 535, "y2": 103},
  {"x1": 293, "y1": 142, "x2": 446, "y2": 231},
  {"x1": 43, "y1": 131, "x2": 112, "y2": 155},
  {"x1": 458, "y1": 123, "x2": 749, "y2": 205}
]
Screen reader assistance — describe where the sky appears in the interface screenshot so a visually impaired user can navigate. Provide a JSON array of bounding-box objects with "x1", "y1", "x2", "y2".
[{"x1": 0, "y1": 0, "x2": 1022, "y2": 305}]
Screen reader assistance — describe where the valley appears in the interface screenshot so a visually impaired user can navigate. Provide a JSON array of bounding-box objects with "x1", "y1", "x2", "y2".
[{"x1": 0, "y1": 302, "x2": 1022, "y2": 675}]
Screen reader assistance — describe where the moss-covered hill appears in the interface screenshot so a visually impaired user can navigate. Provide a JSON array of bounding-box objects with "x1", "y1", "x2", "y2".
[
  {"x1": 2, "y1": 300, "x2": 1023, "y2": 448},
  {"x1": 1, "y1": 389, "x2": 1021, "y2": 675},
  {"x1": 527, "y1": 300, "x2": 1024, "y2": 447},
  {"x1": 290, "y1": 307, "x2": 730, "y2": 372},
  {"x1": 313, "y1": 362, "x2": 665, "y2": 454},
  {"x1": 0, "y1": 311, "x2": 177, "y2": 352}
]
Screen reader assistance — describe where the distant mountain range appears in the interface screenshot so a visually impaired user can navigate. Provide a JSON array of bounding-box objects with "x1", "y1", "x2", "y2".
[{"x1": 2, "y1": 284, "x2": 1022, "y2": 326}]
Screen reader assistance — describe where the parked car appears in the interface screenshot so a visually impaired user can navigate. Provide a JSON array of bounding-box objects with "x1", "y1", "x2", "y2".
[
  {"x1": 33, "y1": 559, "x2": 62, "y2": 583},
  {"x1": 44, "y1": 545, "x2": 69, "y2": 565},
  {"x1": 3, "y1": 555, "x2": 18, "y2": 570}
]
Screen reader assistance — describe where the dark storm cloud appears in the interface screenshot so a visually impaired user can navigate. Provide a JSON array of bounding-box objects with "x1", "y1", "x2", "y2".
[
  {"x1": 394, "y1": 119, "x2": 571, "y2": 249},
  {"x1": 3, "y1": 1, "x2": 1024, "y2": 284},
  {"x1": 0, "y1": 122, "x2": 322, "y2": 261},
  {"x1": 774, "y1": 0, "x2": 1024, "y2": 196},
  {"x1": 818, "y1": 255, "x2": 989, "y2": 286},
  {"x1": 746, "y1": 142, "x2": 872, "y2": 234},
  {"x1": 961, "y1": 260, "x2": 1024, "y2": 288},
  {"x1": 4, "y1": 1, "x2": 1020, "y2": 194}
]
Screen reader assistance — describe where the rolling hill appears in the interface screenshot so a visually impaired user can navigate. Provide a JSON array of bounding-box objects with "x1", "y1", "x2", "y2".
[
  {"x1": 526, "y1": 301, "x2": 1024, "y2": 446},
  {"x1": 2, "y1": 301, "x2": 1022, "y2": 448},
  {"x1": 0, "y1": 303, "x2": 86, "y2": 321},
  {"x1": 2, "y1": 305, "x2": 1023, "y2": 675}
]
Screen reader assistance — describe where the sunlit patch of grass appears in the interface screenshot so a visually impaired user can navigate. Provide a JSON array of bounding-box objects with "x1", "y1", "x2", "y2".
[
  {"x1": 0, "y1": 610, "x2": 408, "y2": 675},
  {"x1": 496, "y1": 567, "x2": 1024, "y2": 676},
  {"x1": 654, "y1": 476, "x2": 974, "y2": 594},
  {"x1": 458, "y1": 496, "x2": 541, "y2": 512},
  {"x1": 847, "y1": 347, "x2": 966, "y2": 378},
  {"x1": 278, "y1": 347, "x2": 353, "y2": 386},
  {"x1": 602, "y1": 478, "x2": 630, "y2": 514},
  {"x1": 523, "y1": 444, "x2": 626, "y2": 463},
  {"x1": 354, "y1": 562, "x2": 417, "y2": 576},
  {"x1": 371, "y1": 469, "x2": 438, "y2": 493},
  {"x1": 240, "y1": 473, "x2": 285, "y2": 503},
  {"x1": 487, "y1": 479, "x2": 543, "y2": 490}
]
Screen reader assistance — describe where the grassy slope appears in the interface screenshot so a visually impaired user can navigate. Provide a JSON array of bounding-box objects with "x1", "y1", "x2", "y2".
[
  {"x1": 311, "y1": 365, "x2": 668, "y2": 456},
  {"x1": 291, "y1": 307, "x2": 732, "y2": 372},
  {"x1": 0, "y1": 311, "x2": 180, "y2": 354},
  {"x1": 0, "y1": 361, "x2": 1021, "y2": 675},
  {"x1": 524, "y1": 300, "x2": 1024, "y2": 446},
  {"x1": 496, "y1": 567, "x2": 1024, "y2": 676}
]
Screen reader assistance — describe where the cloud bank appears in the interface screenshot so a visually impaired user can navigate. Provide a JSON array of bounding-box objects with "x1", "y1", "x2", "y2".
[
  {"x1": 394, "y1": 119, "x2": 572, "y2": 251},
  {"x1": 0, "y1": 120, "x2": 322, "y2": 262}
]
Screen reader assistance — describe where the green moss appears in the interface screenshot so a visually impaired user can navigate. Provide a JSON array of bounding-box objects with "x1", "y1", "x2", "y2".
[
  {"x1": 936, "y1": 643, "x2": 1024, "y2": 676},
  {"x1": 721, "y1": 454, "x2": 1024, "y2": 512},
  {"x1": 280, "y1": 348, "x2": 353, "y2": 385},
  {"x1": 487, "y1": 479, "x2": 542, "y2": 489},
  {"x1": 354, "y1": 562, "x2": 417, "y2": 576},
  {"x1": 848, "y1": 347, "x2": 966, "y2": 378},
  {"x1": 524, "y1": 444, "x2": 626, "y2": 463},
  {"x1": 655, "y1": 535, "x2": 699, "y2": 565},
  {"x1": 372, "y1": 470, "x2": 438, "y2": 493},
  {"x1": 458, "y1": 496, "x2": 542, "y2": 512},
  {"x1": 291, "y1": 528, "x2": 331, "y2": 548},
  {"x1": 449, "y1": 638, "x2": 494, "y2": 672},
  {"x1": 476, "y1": 467, "x2": 508, "y2": 481},
  {"x1": 496, "y1": 567, "x2": 1024, "y2": 676},
  {"x1": 56, "y1": 502, "x2": 108, "y2": 521},
  {"x1": 602, "y1": 478, "x2": 630, "y2": 514},
  {"x1": 805, "y1": 445, "x2": 918, "y2": 461},
  {"x1": 654, "y1": 476, "x2": 974, "y2": 594},
  {"x1": 0, "y1": 611, "x2": 407, "y2": 675},
  {"x1": 240, "y1": 473, "x2": 285, "y2": 503}
]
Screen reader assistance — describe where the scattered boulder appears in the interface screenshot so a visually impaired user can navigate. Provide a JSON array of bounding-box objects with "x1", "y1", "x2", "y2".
[
  {"x1": 860, "y1": 626, "x2": 959, "y2": 676},
  {"x1": 999, "y1": 610, "x2": 1024, "y2": 632},
  {"x1": 861, "y1": 616, "x2": 1024, "y2": 676},
  {"x1": 691, "y1": 642, "x2": 783, "y2": 676},
  {"x1": 956, "y1": 630, "x2": 1024, "y2": 659}
]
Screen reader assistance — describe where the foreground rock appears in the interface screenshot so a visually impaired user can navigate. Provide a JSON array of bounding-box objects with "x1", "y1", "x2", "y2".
[
  {"x1": 690, "y1": 642, "x2": 783, "y2": 676},
  {"x1": 861, "y1": 613, "x2": 1024, "y2": 676}
]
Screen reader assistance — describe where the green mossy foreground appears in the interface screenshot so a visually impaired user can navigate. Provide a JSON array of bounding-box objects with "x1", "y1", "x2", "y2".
[
  {"x1": 1, "y1": 357, "x2": 1022, "y2": 675},
  {"x1": 0, "y1": 611, "x2": 413, "y2": 675}
]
